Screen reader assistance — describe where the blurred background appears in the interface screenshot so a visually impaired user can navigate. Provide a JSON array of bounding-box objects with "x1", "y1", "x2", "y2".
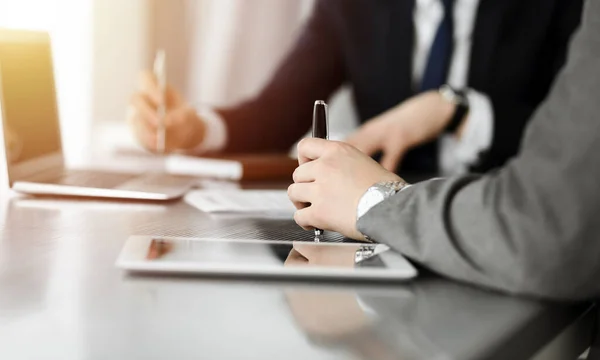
[{"x1": 0, "y1": 0, "x2": 357, "y2": 166}]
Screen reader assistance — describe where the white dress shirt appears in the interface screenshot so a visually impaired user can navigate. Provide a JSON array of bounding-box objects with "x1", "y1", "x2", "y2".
[
  {"x1": 197, "y1": 0, "x2": 493, "y2": 176},
  {"x1": 414, "y1": 0, "x2": 493, "y2": 175}
]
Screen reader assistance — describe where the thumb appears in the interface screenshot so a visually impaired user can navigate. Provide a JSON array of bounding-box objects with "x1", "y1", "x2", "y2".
[
  {"x1": 164, "y1": 106, "x2": 194, "y2": 127},
  {"x1": 380, "y1": 145, "x2": 406, "y2": 172},
  {"x1": 166, "y1": 83, "x2": 185, "y2": 109}
]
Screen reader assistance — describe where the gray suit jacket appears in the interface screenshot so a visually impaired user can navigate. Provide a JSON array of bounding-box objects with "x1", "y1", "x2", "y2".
[{"x1": 357, "y1": 0, "x2": 600, "y2": 355}]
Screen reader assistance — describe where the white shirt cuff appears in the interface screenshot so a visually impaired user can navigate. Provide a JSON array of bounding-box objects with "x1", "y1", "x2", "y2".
[
  {"x1": 439, "y1": 90, "x2": 494, "y2": 175},
  {"x1": 192, "y1": 106, "x2": 228, "y2": 154}
]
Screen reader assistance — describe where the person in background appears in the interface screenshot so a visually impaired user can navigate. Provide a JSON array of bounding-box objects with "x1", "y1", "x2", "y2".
[
  {"x1": 288, "y1": 0, "x2": 600, "y2": 356},
  {"x1": 130, "y1": 0, "x2": 582, "y2": 176}
]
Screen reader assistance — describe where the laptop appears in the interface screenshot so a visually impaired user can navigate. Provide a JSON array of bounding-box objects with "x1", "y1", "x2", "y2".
[{"x1": 0, "y1": 29, "x2": 194, "y2": 201}]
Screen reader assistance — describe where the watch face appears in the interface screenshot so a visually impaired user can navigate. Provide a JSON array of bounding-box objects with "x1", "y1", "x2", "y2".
[
  {"x1": 357, "y1": 188, "x2": 386, "y2": 219},
  {"x1": 365, "y1": 188, "x2": 386, "y2": 208},
  {"x1": 358, "y1": 182, "x2": 407, "y2": 220}
]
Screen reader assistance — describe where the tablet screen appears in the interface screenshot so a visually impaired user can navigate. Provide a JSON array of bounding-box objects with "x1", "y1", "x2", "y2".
[
  {"x1": 144, "y1": 238, "x2": 389, "y2": 269},
  {"x1": 117, "y1": 236, "x2": 418, "y2": 280}
]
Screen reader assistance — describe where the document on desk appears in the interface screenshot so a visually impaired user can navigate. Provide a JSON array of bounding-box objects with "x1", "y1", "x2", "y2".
[
  {"x1": 185, "y1": 190, "x2": 296, "y2": 214},
  {"x1": 166, "y1": 155, "x2": 243, "y2": 180}
]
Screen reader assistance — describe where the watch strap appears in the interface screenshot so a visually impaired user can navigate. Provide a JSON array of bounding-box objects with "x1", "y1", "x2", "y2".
[
  {"x1": 446, "y1": 94, "x2": 468, "y2": 133},
  {"x1": 440, "y1": 85, "x2": 469, "y2": 133}
]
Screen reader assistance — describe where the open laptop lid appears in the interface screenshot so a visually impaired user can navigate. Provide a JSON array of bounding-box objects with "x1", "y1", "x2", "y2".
[{"x1": 0, "y1": 29, "x2": 64, "y2": 185}]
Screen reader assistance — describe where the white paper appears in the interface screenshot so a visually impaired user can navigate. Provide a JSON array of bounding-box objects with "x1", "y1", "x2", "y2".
[
  {"x1": 166, "y1": 154, "x2": 243, "y2": 180},
  {"x1": 185, "y1": 190, "x2": 296, "y2": 214}
]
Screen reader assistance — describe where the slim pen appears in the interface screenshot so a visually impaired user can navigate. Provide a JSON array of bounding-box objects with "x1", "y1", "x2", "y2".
[
  {"x1": 312, "y1": 100, "x2": 329, "y2": 241},
  {"x1": 153, "y1": 49, "x2": 167, "y2": 154}
]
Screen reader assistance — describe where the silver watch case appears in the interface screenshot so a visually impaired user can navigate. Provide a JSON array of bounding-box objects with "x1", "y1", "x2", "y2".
[{"x1": 357, "y1": 181, "x2": 407, "y2": 220}]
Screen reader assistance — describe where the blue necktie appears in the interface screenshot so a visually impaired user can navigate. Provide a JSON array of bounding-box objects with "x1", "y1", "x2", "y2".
[{"x1": 420, "y1": 0, "x2": 454, "y2": 91}]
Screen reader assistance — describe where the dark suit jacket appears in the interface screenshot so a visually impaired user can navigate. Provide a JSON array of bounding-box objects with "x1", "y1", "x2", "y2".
[{"x1": 217, "y1": 0, "x2": 582, "y2": 173}]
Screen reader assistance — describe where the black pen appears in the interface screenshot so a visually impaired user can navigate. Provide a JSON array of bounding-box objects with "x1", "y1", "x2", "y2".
[{"x1": 312, "y1": 100, "x2": 328, "y2": 242}]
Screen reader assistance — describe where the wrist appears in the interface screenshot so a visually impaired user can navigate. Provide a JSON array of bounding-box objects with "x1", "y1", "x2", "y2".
[
  {"x1": 182, "y1": 109, "x2": 207, "y2": 150},
  {"x1": 382, "y1": 173, "x2": 403, "y2": 184},
  {"x1": 431, "y1": 90, "x2": 456, "y2": 126}
]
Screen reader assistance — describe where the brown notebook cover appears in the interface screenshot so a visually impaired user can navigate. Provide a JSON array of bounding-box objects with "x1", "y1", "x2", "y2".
[{"x1": 206, "y1": 154, "x2": 299, "y2": 181}]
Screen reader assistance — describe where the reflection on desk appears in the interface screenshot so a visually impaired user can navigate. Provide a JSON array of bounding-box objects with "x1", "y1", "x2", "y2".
[
  {"x1": 284, "y1": 279, "x2": 551, "y2": 360},
  {"x1": 0, "y1": 196, "x2": 593, "y2": 360},
  {"x1": 285, "y1": 287, "x2": 435, "y2": 360}
]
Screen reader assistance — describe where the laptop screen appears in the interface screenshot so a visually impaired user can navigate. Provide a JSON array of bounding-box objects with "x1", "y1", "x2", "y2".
[{"x1": 0, "y1": 31, "x2": 62, "y2": 167}]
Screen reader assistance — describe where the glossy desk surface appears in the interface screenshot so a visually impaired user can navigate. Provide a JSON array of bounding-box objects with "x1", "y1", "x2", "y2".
[{"x1": 0, "y1": 192, "x2": 594, "y2": 360}]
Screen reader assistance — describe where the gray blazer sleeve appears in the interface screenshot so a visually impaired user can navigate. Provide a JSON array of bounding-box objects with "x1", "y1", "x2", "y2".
[{"x1": 358, "y1": 0, "x2": 600, "y2": 301}]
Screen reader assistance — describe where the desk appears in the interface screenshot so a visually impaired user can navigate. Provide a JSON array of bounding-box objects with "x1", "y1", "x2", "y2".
[{"x1": 0, "y1": 193, "x2": 594, "y2": 360}]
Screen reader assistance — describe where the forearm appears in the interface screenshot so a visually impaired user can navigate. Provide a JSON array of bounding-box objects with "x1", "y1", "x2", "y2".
[
  {"x1": 216, "y1": 100, "x2": 312, "y2": 154},
  {"x1": 357, "y1": 167, "x2": 600, "y2": 301},
  {"x1": 215, "y1": 0, "x2": 346, "y2": 154}
]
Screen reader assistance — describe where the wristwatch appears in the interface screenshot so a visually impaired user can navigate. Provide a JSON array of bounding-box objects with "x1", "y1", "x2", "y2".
[
  {"x1": 439, "y1": 85, "x2": 470, "y2": 133},
  {"x1": 357, "y1": 180, "x2": 409, "y2": 221},
  {"x1": 356, "y1": 181, "x2": 410, "y2": 241}
]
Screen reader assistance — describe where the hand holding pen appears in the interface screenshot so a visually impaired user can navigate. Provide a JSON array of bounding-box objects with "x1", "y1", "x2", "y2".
[{"x1": 128, "y1": 51, "x2": 207, "y2": 153}]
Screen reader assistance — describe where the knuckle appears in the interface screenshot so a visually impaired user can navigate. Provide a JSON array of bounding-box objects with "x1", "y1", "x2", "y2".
[
  {"x1": 292, "y1": 168, "x2": 300, "y2": 183},
  {"x1": 330, "y1": 141, "x2": 344, "y2": 153},
  {"x1": 320, "y1": 157, "x2": 334, "y2": 170},
  {"x1": 293, "y1": 210, "x2": 305, "y2": 226},
  {"x1": 330, "y1": 141, "x2": 350, "y2": 155},
  {"x1": 297, "y1": 138, "x2": 310, "y2": 153},
  {"x1": 287, "y1": 184, "x2": 295, "y2": 198},
  {"x1": 295, "y1": 209, "x2": 315, "y2": 229},
  {"x1": 322, "y1": 154, "x2": 339, "y2": 169}
]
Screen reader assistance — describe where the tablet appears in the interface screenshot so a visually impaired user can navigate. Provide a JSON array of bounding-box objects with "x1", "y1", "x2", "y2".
[{"x1": 116, "y1": 236, "x2": 418, "y2": 281}]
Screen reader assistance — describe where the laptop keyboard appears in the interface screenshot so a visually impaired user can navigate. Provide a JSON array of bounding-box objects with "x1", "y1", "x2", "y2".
[
  {"x1": 127, "y1": 173, "x2": 196, "y2": 187},
  {"x1": 49, "y1": 170, "x2": 137, "y2": 188},
  {"x1": 46, "y1": 170, "x2": 193, "y2": 189}
]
